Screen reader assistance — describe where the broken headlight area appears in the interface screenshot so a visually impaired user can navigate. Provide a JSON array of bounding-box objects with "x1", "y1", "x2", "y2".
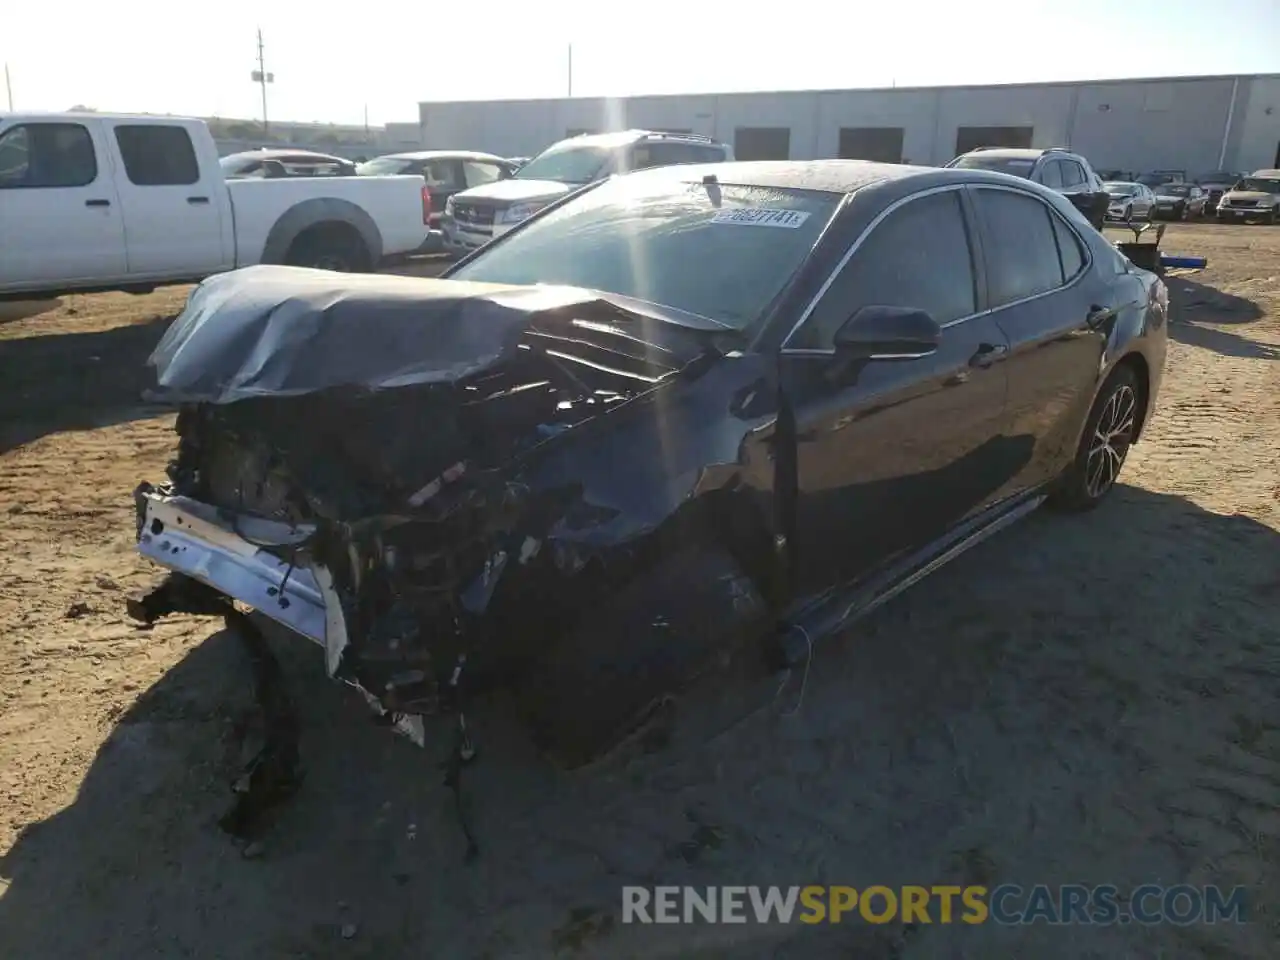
[{"x1": 133, "y1": 333, "x2": 668, "y2": 729}]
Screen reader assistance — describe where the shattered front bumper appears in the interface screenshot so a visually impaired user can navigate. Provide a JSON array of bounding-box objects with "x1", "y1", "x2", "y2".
[{"x1": 133, "y1": 486, "x2": 350, "y2": 677}]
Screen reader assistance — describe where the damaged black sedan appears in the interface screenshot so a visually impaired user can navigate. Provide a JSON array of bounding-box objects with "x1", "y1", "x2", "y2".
[{"x1": 132, "y1": 160, "x2": 1168, "y2": 779}]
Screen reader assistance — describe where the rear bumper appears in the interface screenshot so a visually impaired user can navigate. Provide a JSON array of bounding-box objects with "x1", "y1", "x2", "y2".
[{"x1": 134, "y1": 488, "x2": 346, "y2": 670}]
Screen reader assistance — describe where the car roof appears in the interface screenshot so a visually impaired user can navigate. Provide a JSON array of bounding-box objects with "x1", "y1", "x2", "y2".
[
  {"x1": 610, "y1": 159, "x2": 1064, "y2": 197},
  {"x1": 559, "y1": 128, "x2": 726, "y2": 149},
  {"x1": 958, "y1": 147, "x2": 1052, "y2": 160},
  {"x1": 223, "y1": 149, "x2": 348, "y2": 163},
  {"x1": 372, "y1": 150, "x2": 508, "y2": 163}
]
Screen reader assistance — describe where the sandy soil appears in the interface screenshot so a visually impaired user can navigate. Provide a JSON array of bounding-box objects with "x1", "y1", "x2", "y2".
[{"x1": 1, "y1": 231, "x2": 1278, "y2": 959}]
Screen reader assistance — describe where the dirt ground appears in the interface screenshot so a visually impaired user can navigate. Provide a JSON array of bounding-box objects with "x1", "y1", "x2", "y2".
[{"x1": 1, "y1": 229, "x2": 1278, "y2": 959}]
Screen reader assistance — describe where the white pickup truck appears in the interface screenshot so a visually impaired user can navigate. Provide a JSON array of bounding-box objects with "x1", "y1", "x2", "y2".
[{"x1": 0, "y1": 113, "x2": 430, "y2": 297}]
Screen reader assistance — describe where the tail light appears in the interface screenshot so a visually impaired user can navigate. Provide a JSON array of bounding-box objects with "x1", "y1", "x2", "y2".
[{"x1": 421, "y1": 185, "x2": 433, "y2": 224}]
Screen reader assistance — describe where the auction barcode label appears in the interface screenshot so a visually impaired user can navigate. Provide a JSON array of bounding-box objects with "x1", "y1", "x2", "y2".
[{"x1": 711, "y1": 208, "x2": 811, "y2": 228}]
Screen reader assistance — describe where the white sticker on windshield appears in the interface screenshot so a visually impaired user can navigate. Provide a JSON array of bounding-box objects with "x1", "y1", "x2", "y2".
[{"x1": 711, "y1": 207, "x2": 811, "y2": 228}]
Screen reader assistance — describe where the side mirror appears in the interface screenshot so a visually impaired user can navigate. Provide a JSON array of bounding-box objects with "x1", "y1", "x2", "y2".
[{"x1": 832, "y1": 305, "x2": 941, "y2": 360}]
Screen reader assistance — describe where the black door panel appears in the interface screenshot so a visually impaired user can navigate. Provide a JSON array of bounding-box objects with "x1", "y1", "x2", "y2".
[
  {"x1": 781, "y1": 317, "x2": 1015, "y2": 593},
  {"x1": 779, "y1": 188, "x2": 1013, "y2": 596}
]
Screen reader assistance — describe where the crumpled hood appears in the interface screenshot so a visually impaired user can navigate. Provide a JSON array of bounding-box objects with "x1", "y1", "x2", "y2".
[{"x1": 146, "y1": 265, "x2": 722, "y2": 405}]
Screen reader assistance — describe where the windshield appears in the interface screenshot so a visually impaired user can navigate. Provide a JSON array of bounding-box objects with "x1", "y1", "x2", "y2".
[
  {"x1": 949, "y1": 155, "x2": 1035, "y2": 178},
  {"x1": 513, "y1": 143, "x2": 611, "y2": 183},
  {"x1": 1234, "y1": 178, "x2": 1280, "y2": 193},
  {"x1": 1104, "y1": 182, "x2": 1138, "y2": 195},
  {"x1": 1158, "y1": 184, "x2": 1190, "y2": 196},
  {"x1": 356, "y1": 157, "x2": 412, "y2": 176},
  {"x1": 447, "y1": 174, "x2": 840, "y2": 331}
]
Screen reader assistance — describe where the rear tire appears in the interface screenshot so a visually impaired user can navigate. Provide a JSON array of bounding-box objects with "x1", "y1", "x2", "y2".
[
  {"x1": 1048, "y1": 365, "x2": 1142, "y2": 512},
  {"x1": 285, "y1": 226, "x2": 370, "y2": 273}
]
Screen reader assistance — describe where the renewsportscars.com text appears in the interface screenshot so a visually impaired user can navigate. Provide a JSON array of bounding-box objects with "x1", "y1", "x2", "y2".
[{"x1": 621, "y1": 884, "x2": 1247, "y2": 926}]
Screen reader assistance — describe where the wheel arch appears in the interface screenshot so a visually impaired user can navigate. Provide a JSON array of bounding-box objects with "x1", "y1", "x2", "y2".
[
  {"x1": 1113, "y1": 351, "x2": 1152, "y2": 442},
  {"x1": 260, "y1": 198, "x2": 383, "y2": 267}
]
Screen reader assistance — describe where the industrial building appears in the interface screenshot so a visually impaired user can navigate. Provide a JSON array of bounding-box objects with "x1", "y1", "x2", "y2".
[{"x1": 418, "y1": 72, "x2": 1280, "y2": 176}]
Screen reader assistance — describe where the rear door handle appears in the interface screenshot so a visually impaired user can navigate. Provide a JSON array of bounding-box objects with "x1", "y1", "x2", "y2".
[
  {"x1": 85, "y1": 199, "x2": 110, "y2": 207},
  {"x1": 1086, "y1": 304, "x2": 1117, "y2": 329},
  {"x1": 187, "y1": 196, "x2": 209, "y2": 204},
  {"x1": 968, "y1": 342, "x2": 1008, "y2": 368}
]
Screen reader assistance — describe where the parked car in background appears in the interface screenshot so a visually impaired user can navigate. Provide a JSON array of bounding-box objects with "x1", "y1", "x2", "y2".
[
  {"x1": 1194, "y1": 170, "x2": 1247, "y2": 211},
  {"x1": 1103, "y1": 181, "x2": 1156, "y2": 222},
  {"x1": 1217, "y1": 176, "x2": 1280, "y2": 224},
  {"x1": 356, "y1": 151, "x2": 518, "y2": 230},
  {"x1": 220, "y1": 149, "x2": 357, "y2": 179},
  {"x1": 0, "y1": 113, "x2": 429, "y2": 297},
  {"x1": 441, "y1": 129, "x2": 734, "y2": 256},
  {"x1": 132, "y1": 159, "x2": 1167, "y2": 772},
  {"x1": 946, "y1": 146, "x2": 1110, "y2": 229},
  {"x1": 1251, "y1": 168, "x2": 1280, "y2": 179},
  {"x1": 1151, "y1": 182, "x2": 1208, "y2": 220},
  {"x1": 1137, "y1": 170, "x2": 1184, "y2": 188}
]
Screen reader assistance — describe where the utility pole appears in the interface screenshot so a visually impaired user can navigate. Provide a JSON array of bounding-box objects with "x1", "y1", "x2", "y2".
[
  {"x1": 567, "y1": 43, "x2": 573, "y2": 97},
  {"x1": 251, "y1": 29, "x2": 275, "y2": 137},
  {"x1": 4, "y1": 63, "x2": 13, "y2": 111}
]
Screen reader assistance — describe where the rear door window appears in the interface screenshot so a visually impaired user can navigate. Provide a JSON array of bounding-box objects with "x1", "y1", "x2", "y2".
[
  {"x1": 113, "y1": 125, "x2": 200, "y2": 186},
  {"x1": 971, "y1": 188, "x2": 1066, "y2": 305},
  {"x1": 792, "y1": 189, "x2": 977, "y2": 349}
]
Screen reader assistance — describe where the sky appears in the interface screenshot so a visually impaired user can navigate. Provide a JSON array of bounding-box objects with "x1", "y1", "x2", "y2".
[{"x1": 3, "y1": 0, "x2": 1279, "y2": 127}]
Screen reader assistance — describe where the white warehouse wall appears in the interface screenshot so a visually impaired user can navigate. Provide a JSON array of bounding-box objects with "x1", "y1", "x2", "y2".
[{"x1": 418, "y1": 74, "x2": 1280, "y2": 174}]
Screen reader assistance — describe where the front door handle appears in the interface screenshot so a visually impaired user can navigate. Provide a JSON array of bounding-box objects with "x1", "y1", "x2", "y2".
[
  {"x1": 968, "y1": 342, "x2": 1008, "y2": 368},
  {"x1": 187, "y1": 196, "x2": 209, "y2": 204},
  {"x1": 1086, "y1": 304, "x2": 1117, "y2": 329},
  {"x1": 85, "y1": 199, "x2": 110, "y2": 207}
]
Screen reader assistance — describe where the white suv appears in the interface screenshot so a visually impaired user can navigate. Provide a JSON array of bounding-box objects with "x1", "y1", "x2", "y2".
[{"x1": 442, "y1": 130, "x2": 734, "y2": 255}]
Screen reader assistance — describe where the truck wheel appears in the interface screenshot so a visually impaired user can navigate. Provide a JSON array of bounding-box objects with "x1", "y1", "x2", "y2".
[
  {"x1": 517, "y1": 546, "x2": 767, "y2": 769},
  {"x1": 285, "y1": 224, "x2": 371, "y2": 273}
]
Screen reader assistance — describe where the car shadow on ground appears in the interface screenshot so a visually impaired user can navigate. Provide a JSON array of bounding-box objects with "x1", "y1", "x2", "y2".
[
  {"x1": 1165, "y1": 274, "x2": 1275, "y2": 360},
  {"x1": 3, "y1": 484, "x2": 1278, "y2": 958},
  {"x1": 0, "y1": 314, "x2": 174, "y2": 454},
  {"x1": 0, "y1": 298, "x2": 63, "y2": 326}
]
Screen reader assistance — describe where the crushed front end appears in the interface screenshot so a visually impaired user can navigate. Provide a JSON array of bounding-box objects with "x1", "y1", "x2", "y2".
[{"x1": 128, "y1": 266, "x2": 714, "y2": 753}]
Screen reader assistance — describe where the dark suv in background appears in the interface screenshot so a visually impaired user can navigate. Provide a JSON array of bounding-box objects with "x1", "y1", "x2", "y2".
[{"x1": 946, "y1": 146, "x2": 1110, "y2": 230}]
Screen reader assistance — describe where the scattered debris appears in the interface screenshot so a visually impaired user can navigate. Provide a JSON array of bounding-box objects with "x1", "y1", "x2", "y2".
[
  {"x1": 64, "y1": 602, "x2": 93, "y2": 619},
  {"x1": 216, "y1": 609, "x2": 303, "y2": 840}
]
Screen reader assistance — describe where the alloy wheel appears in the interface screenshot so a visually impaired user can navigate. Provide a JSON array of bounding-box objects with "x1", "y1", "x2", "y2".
[{"x1": 1085, "y1": 384, "x2": 1137, "y2": 499}]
